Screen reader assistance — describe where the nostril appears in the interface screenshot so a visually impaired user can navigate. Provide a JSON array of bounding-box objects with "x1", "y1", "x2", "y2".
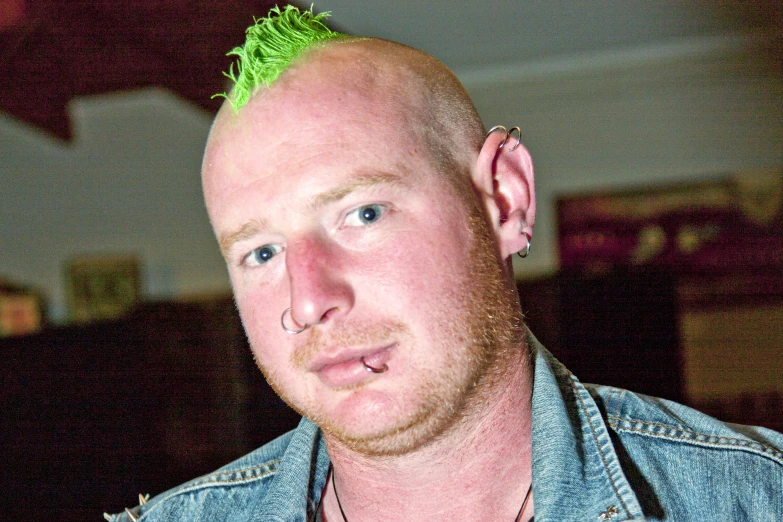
[{"x1": 319, "y1": 306, "x2": 340, "y2": 323}]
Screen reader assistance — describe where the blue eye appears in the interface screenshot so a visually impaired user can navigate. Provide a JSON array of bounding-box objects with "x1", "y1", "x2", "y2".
[
  {"x1": 361, "y1": 206, "x2": 379, "y2": 222},
  {"x1": 346, "y1": 204, "x2": 386, "y2": 226},
  {"x1": 248, "y1": 244, "x2": 281, "y2": 265}
]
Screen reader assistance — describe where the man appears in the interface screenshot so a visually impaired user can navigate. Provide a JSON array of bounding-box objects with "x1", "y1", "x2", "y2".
[{"x1": 107, "y1": 6, "x2": 783, "y2": 521}]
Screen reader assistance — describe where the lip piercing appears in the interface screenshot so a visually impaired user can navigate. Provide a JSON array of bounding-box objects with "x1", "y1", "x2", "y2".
[
  {"x1": 281, "y1": 307, "x2": 308, "y2": 334},
  {"x1": 360, "y1": 356, "x2": 388, "y2": 373}
]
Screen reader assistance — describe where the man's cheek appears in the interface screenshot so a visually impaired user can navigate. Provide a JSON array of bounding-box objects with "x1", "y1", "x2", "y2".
[{"x1": 237, "y1": 290, "x2": 276, "y2": 329}]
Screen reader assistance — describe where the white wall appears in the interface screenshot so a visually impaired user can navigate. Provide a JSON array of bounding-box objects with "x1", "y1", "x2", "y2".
[
  {"x1": 1, "y1": 89, "x2": 229, "y2": 322},
  {"x1": 1, "y1": 34, "x2": 781, "y2": 321},
  {"x1": 460, "y1": 34, "x2": 783, "y2": 278}
]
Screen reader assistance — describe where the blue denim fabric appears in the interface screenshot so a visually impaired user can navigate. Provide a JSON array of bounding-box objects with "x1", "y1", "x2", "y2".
[
  {"x1": 530, "y1": 340, "x2": 783, "y2": 521},
  {"x1": 107, "y1": 339, "x2": 783, "y2": 521}
]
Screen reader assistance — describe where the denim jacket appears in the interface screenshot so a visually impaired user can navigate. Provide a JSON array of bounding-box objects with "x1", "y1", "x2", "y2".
[{"x1": 107, "y1": 340, "x2": 783, "y2": 521}]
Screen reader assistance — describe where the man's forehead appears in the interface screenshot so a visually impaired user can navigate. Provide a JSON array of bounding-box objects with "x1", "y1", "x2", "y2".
[
  {"x1": 201, "y1": 38, "x2": 462, "y2": 214},
  {"x1": 207, "y1": 60, "x2": 423, "y2": 171},
  {"x1": 216, "y1": 41, "x2": 425, "y2": 125}
]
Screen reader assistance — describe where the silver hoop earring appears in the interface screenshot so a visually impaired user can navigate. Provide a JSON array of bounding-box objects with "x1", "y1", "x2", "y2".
[
  {"x1": 486, "y1": 125, "x2": 507, "y2": 137},
  {"x1": 486, "y1": 125, "x2": 508, "y2": 149},
  {"x1": 518, "y1": 237, "x2": 531, "y2": 258},
  {"x1": 506, "y1": 126, "x2": 522, "y2": 151},
  {"x1": 360, "y1": 356, "x2": 388, "y2": 373},
  {"x1": 281, "y1": 308, "x2": 308, "y2": 334}
]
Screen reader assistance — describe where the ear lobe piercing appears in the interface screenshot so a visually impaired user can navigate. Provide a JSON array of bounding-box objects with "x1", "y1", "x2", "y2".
[
  {"x1": 360, "y1": 357, "x2": 388, "y2": 373},
  {"x1": 518, "y1": 234, "x2": 531, "y2": 258},
  {"x1": 281, "y1": 307, "x2": 308, "y2": 334}
]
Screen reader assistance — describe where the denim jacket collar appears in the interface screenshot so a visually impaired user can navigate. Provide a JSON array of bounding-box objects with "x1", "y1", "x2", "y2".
[
  {"x1": 530, "y1": 336, "x2": 645, "y2": 521},
  {"x1": 246, "y1": 419, "x2": 330, "y2": 522},
  {"x1": 252, "y1": 337, "x2": 647, "y2": 522}
]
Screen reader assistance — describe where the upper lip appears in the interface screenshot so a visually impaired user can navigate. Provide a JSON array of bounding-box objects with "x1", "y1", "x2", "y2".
[{"x1": 308, "y1": 344, "x2": 393, "y2": 372}]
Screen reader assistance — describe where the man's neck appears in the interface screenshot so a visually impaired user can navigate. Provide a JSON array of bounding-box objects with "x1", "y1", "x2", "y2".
[{"x1": 321, "y1": 344, "x2": 533, "y2": 522}]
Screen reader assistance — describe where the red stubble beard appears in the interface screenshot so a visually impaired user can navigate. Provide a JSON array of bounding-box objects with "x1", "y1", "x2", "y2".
[{"x1": 253, "y1": 196, "x2": 525, "y2": 457}]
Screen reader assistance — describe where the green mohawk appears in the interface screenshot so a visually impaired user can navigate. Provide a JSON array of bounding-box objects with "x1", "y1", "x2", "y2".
[{"x1": 216, "y1": 5, "x2": 346, "y2": 111}]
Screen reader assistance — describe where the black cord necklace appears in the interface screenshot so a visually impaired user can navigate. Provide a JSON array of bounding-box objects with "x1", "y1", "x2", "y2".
[{"x1": 324, "y1": 463, "x2": 533, "y2": 522}]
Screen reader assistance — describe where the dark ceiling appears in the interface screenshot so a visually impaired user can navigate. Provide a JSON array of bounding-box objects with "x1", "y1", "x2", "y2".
[
  {"x1": 1, "y1": 1, "x2": 780, "y2": 141},
  {"x1": 0, "y1": 0, "x2": 284, "y2": 140}
]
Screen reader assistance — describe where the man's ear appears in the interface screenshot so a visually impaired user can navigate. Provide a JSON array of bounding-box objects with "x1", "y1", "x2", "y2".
[{"x1": 472, "y1": 129, "x2": 536, "y2": 260}]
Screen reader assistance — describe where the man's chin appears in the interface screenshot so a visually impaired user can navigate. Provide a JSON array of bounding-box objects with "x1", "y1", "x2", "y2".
[
  {"x1": 316, "y1": 400, "x2": 461, "y2": 457},
  {"x1": 263, "y1": 373, "x2": 423, "y2": 453}
]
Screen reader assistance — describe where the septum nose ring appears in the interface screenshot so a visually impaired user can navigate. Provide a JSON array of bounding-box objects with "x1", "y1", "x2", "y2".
[
  {"x1": 281, "y1": 308, "x2": 308, "y2": 334},
  {"x1": 360, "y1": 357, "x2": 388, "y2": 374}
]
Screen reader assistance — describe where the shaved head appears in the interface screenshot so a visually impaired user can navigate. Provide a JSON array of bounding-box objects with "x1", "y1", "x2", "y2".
[
  {"x1": 210, "y1": 38, "x2": 486, "y2": 192},
  {"x1": 201, "y1": 17, "x2": 534, "y2": 458}
]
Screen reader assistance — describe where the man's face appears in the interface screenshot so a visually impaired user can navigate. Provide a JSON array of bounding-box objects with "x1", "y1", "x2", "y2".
[{"x1": 202, "y1": 52, "x2": 518, "y2": 455}]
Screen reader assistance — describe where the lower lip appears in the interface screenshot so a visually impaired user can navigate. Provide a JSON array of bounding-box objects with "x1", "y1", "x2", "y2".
[{"x1": 316, "y1": 347, "x2": 392, "y2": 388}]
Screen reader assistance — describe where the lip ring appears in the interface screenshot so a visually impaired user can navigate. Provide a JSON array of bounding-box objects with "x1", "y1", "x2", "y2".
[{"x1": 360, "y1": 356, "x2": 388, "y2": 373}]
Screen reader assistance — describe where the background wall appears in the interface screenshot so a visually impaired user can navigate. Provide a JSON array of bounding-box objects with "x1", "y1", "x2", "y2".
[
  {"x1": 1, "y1": 89, "x2": 227, "y2": 321},
  {"x1": 466, "y1": 35, "x2": 783, "y2": 276},
  {"x1": 1, "y1": 29, "x2": 781, "y2": 322}
]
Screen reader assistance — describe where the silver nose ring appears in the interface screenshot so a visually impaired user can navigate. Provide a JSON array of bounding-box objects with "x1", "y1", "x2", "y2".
[
  {"x1": 281, "y1": 308, "x2": 308, "y2": 334},
  {"x1": 360, "y1": 357, "x2": 388, "y2": 373}
]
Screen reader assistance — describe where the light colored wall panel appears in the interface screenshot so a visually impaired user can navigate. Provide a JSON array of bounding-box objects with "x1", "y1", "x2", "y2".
[
  {"x1": 1, "y1": 88, "x2": 229, "y2": 321},
  {"x1": 681, "y1": 305, "x2": 783, "y2": 399},
  {"x1": 2, "y1": 35, "x2": 781, "y2": 322},
  {"x1": 461, "y1": 36, "x2": 783, "y2": 278}
]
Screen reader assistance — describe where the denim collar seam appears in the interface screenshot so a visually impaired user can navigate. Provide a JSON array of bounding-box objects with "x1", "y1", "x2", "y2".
[
  {"x1": 607, "y1": 415, "x2": 783, "y2": 464},
  {"x1": 569, "y1": 375, "x2": 637, "y2": 520},
  {"x1": 134, "y1": 459, "x2": 282, "y2": 520},
  {"x1": 604, "y1": 387, "x2": 626, "y2": 417},
  {"x1": 305, "y1": 436, "x2": 331, "y2": 520},
  {"x1": 191, "y1": 458, "x2": 282, "y2": 485}
]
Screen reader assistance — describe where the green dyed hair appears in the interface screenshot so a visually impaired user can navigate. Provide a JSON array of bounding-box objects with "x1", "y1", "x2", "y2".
[{"x1": 215, "y1": 5, "x2": 346, "y2": 110}]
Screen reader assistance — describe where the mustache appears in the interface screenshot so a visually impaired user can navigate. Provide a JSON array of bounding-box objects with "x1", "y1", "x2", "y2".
[{"x1": 292, "y1": 319, "x2": 410, "y2": 368}]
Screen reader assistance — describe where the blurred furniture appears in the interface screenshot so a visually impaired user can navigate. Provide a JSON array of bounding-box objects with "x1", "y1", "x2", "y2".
[
  {"x1": 541, "y1": 170, "x2": 783, "y2": 433},
  {"x1": 0, "y1": 278, "x2": 43, "y2": 337},
  {"x1": 1, "y1": 298, "x2": 300, "y2": 522},
  {"x1": 518, "y1": 268, "x2": 783, "y2": 434},
  {"x1": 518, "y1": 269, "x2": 684, "y2": 403}
]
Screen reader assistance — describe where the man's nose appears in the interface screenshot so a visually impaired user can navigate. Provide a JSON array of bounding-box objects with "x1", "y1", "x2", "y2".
[{"x1": 285, "y1": 236, "x2": 354, "y2": 328}]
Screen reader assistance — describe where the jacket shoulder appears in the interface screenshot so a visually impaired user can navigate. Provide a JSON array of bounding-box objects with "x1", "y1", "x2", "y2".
[
  {"x1": 104, "y1": 429, "x2": 297, "y2": 522},
  {"x1": 586, "y1": 384, "x2": 783, "y2": 520},
  {"x1": 588, "y1": 384, "x2": 783, "y2": 464}
]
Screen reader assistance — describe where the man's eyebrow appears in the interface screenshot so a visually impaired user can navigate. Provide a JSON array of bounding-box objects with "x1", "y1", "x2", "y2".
[
  {"x1": 219, "y1": 171, "x2": 409, "y2": 257},
  {"x1": 308, "y1": 171, "x2": 409, "y2": 211},
  {"x1": 219, "y1": 218, "x2": 267, "y2": 258}
]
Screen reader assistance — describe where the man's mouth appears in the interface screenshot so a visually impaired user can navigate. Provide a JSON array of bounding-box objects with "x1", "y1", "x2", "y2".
[{"x1": 310, "y1": 344, "x2": 394, "y2": 387}]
